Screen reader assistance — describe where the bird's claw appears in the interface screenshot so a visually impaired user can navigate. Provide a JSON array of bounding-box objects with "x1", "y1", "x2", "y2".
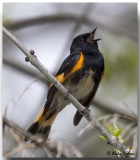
[
  {"x1": 64, "y1": 89, "x2": 72, "y2": 100},
  {"x1": 81, "y1": 108, "x2": 91, "y2": 116}
]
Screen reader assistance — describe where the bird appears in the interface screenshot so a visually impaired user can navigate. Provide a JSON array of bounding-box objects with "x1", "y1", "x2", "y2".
[{"x1": 27, "y1": 28, "x2": 104, "y2": 141}]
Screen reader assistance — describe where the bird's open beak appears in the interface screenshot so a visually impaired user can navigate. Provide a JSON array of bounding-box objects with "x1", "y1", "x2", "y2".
[{"x1": 89, "y1": 28, "x2": 101, "y2": 42}]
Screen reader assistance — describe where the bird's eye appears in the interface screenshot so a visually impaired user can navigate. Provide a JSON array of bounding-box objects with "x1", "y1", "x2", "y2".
[{"x1": 80, "y1": 37, "x2": 84, "y2": 42}]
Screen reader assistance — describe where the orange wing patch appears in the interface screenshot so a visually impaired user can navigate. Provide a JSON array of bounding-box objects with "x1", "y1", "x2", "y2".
[
  {"x1": 35, "y1": 107, "x2": 45, "y2": 123},
  {"x1": 44, "y1": 113, "x2": 58, "y2": 127},
  {"x1": 50, "y1": 52, "x2": 84, "y2": 87},
  {"x1": 70, "y1": 52, "x2": 84, "y2": 74},
  {"x1": 50, "y1": 73, "x2": 65, "y2": 87}
]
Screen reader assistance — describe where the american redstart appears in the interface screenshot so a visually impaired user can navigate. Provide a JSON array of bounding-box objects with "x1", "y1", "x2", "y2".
[{"x1": 27, "y1": 28, "x2": 104, "y2": 140}]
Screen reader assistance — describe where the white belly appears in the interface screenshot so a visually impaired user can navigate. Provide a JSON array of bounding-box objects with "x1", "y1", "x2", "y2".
[
  {"x1": 51, "y1": 69, "x2": 95, "y2": 111},
  {"x1": 65, "y1": 69, "x2": 95, "y2": 100}
]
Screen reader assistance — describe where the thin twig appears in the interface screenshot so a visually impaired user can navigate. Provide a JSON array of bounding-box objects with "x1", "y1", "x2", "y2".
[
  {"x1": 4, "y1": 14, "x2": 137, "y2": 40},
  {"x1": 60, "y1": 4, "x2": 93, "y2": 59},
  {"x1": 3, "y1": 117, "x2": 83, "y2": 157},
  {"x1": 12, "y1": 131, "x2": 25, "y2": 157},
  {"x1": 109, "y1": 114, "x2": 120, "y2": 124},
  {"x1": 4, "y1": 143, "x2": 36, "y2": 158},
  {"x1": 124, "y1": 128, "x2": 137, "y2": 142},
  {"x1": 11, "y1": 124, "x2": 34, "y2": 157},
  {"x1": 3, "y1": 57, "x2": 48, "y2": 83},
  {"x1": 3, "y1": 26, "x2": 134, "y2": 156},
  {"x1": 93, "y1": 96, "x2": 137, "y2": 122},
  {"x1": 3, "y1": 58, "x2": 138, "y2": 122},
  {"x1": 132, "y1": 128, "x2": 137, "y2": 155},
  {"x1": 121, "y1": 122, "x2": 136, "y2": 139}
]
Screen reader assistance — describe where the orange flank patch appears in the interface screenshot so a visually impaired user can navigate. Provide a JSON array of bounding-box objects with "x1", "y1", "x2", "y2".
[
  {"x1": 50, "y1": 73, "x2": 65, "y2": 87},
  {"x1": 35, "y1": 107, "x2": 45, "y2": 123},
  {"x1": 55, "y1": 73, "x2": 65, "y2": 83},
  {"x1": 44, "y1": 113, "x2": 58, "y2": 127}
]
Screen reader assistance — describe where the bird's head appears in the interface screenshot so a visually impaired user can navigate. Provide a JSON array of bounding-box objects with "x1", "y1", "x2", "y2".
[{"x1": 70, "y1": 28, "x2": 101, "y2": 54}]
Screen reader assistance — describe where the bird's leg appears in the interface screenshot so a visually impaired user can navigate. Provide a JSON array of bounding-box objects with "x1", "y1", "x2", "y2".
[
  {"x1": 81, "y1": 107, "x2": 91, "y2": 116},
  {"x1": 64, "y1": 89, "x2": 72, "y2": 100}
]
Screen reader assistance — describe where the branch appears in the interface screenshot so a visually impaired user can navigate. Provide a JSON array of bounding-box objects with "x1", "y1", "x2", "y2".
[
  {"x1": 60, "y1": 4, "x2": 93, "y2": 57},
  {"x1": 3, "y1": 117, "x2": 82, "y2": 157},
  {"x1": 3, "y1": 26, "x2": 134, "y2": 156},
  {"x1": 4, "y1": 14, "x2": 137, "y2": 40},
  {"x1": 3, "y1": 57, "x2": 137, "y2": 122},
  {"x1": 93, "y1": 96, "x2": 137, "y2": 122},
  {"x1": 3, "y1": 57, "x2": 48, "y2": 83}
]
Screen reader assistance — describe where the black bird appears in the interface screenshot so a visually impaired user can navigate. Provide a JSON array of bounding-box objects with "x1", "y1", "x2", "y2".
[{"x1": 27, "y1": 28, "x2": 104, "y2": 140}]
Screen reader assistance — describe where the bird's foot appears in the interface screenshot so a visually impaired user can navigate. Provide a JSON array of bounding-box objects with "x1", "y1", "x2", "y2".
[
  {"x1": 64, "y1": 89, "x2": 72, "y2": 100},
  {"x1": 81, "y1": 108, "x2": 91, "y2": 116}
]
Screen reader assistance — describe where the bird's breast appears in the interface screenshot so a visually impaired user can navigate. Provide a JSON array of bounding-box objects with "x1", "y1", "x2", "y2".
[
  {"x1": 52, "y1": 68, "x2": 95, "y2": 111},
  {"x1": 65, "y1": 68, "x2": 95, "y2": 100}
]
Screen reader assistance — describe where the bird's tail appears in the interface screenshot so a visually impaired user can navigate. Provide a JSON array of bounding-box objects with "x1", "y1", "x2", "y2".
[{"x1": 26, "y1": 101, "x2": 58, "y2": 141}]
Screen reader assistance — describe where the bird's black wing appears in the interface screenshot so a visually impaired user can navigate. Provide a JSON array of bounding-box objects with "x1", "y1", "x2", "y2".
[
  {"x1": 27, "y1": 53, "x2": 81, "y2": 137},
  {"x1": 47, "y1": 52, "x2": 80, "y2": 98},
  {"x1": 43, "y1": 52, "x2": 81, "y2": 114}
]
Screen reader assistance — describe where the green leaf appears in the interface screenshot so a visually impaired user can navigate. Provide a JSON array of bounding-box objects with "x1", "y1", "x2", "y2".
[
  {"x1": 113, "y1": 124, "x2": 119, "y2": 132},
  {"x1": 102, "y1": 123, "x2": 124, "y2": 144},
  {"x1": 115, "y1": 128, "x2": 123, "y2": 138},
  {"x1": 99, "y1": 136, "x2": 107, "y2": 140},
  {"x1": 105, "y1": 124, "x2": 113, "y2": 134}
]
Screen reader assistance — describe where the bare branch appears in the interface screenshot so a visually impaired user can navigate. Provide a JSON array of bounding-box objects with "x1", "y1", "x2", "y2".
[
  {"x1": 60, "y1": 4, "x2": 93, "y2": 57},
  {"x1": 4, "y1": 14, "x2": 137, "y2": 40},
  {"x1": 132, "y1": 128, "x2": 137, "y2": 155},
  {"x1": 3, "y1": 26, "x2": 134, "y2": 156},
  {"x1": 3, "y1": 57, "x2": 138, "y2": 122},
  {"x1": 93, "y1": 96, "x2": 137, "y2": 122},
  {"x1": 4, "y1": 143, "x2": 36, "y2": 158},
  {"x1": 3, "y1": 117, "x2": 83, "y2": 157}
]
